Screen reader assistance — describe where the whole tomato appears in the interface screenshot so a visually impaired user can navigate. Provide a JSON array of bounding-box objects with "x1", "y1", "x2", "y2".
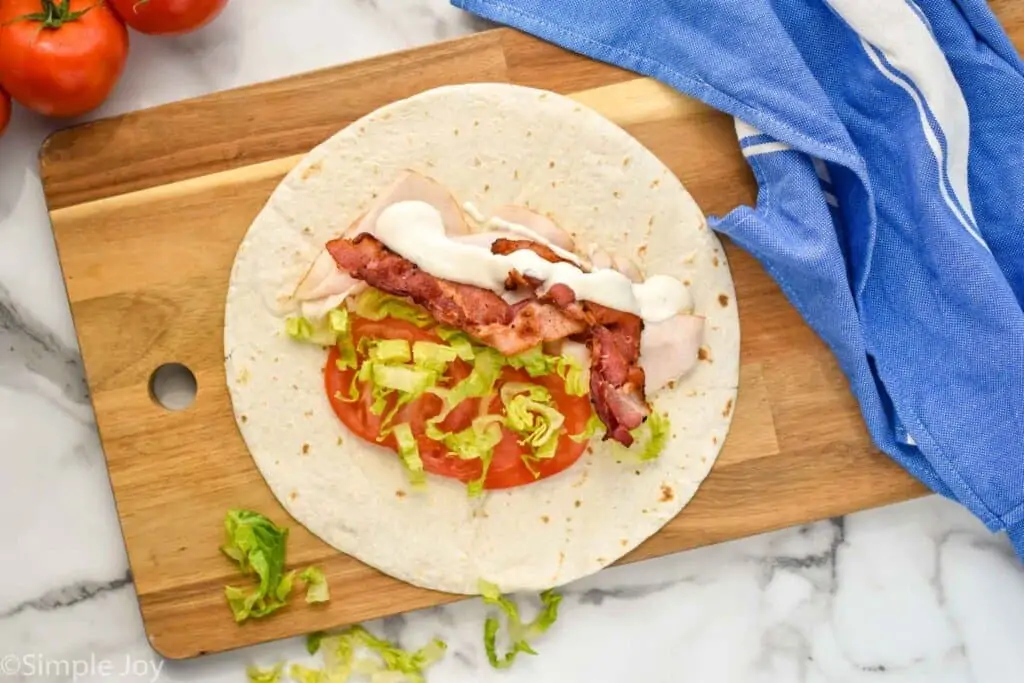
[
  {"x1": 0, "y1": 89, "x2": 10, "y2": 137},
  {"x1": 0, "y1": 0, "x2": 129, "y2": 118},
  {"x1": 108, "y1": 0, "x2": 228, "y2": 35}
]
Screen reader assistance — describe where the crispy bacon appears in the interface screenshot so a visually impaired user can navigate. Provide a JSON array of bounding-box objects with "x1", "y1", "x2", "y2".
[
  {"x1": 589, "y1": 325, "x2": 649, "y2": 445},
  {"x1": 328, "y1": 234, "x2": 510, "y2": 328},
  {"x1": 325, "y1": 235, "x2": 586, "y2": 356},
  {"x1": 491, "y1": 238, "x2": 576, "y2": 266},
  {"x1": 477, "y1": 299, "x2": 587, "y2": 354},
  {"x1": 504, "y1": 269, "x2": 542, "y2": 292},
  {"x1": 537, "y1": 285, "x2": 650, "y2": 445}
]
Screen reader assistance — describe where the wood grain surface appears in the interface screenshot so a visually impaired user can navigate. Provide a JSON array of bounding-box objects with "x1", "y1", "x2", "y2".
[{"x1": 40, "y1": 16, "x2": 1022, "y2": 658}]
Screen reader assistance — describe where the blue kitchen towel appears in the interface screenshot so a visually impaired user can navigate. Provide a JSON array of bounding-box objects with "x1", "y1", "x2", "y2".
[{"x1": 452, "y1": 0, "x2": 1024, "y2": 555}]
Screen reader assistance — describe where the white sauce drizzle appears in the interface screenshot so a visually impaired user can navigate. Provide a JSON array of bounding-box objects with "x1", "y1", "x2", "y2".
[
  {"x1": 462, "y1": 201, "x2": 487, "y2": 224},
  {"x1": 376, "y1": 201, "x2": 689, "y2": 323}
]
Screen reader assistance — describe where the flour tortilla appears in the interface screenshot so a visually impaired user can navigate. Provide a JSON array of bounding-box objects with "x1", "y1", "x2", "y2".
[{"x1": 224, "y1": 83, "x2": 739, "y2": 595}]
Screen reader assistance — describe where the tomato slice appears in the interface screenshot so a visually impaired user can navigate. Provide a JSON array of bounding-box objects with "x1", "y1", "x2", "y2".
[{"x1": 324, "y1": 316, "x2": 591, "y2": 490}]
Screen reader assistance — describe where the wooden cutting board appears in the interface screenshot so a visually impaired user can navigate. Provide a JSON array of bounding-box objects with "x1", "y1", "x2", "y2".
[{"x1": 44, "y1": 20, "x2": 1014, "y2": 658}]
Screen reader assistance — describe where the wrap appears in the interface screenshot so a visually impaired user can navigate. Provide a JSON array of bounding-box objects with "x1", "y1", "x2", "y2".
[{"x1": 224, "y1": 83, "x2": 740, "y2": 594}]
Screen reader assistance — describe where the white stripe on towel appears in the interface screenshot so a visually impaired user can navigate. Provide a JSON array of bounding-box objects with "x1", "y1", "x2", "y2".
[
  {"x1": 812, "y1": 157, "x2": 833, "y2": 184},
  {"x1": 734, "y1": 118, "x2": 762, "y2": 141},
  {"x1": 827, "y1": 0, "x2": 986, "y2": 249},
  {"x1": 742, "y1": 141, "x2": 792, "y2": 157}
]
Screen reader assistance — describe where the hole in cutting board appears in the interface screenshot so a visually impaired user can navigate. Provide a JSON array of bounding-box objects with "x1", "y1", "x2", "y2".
[{"x1": 149, "y1": 363, "x2": 197, "y2": 410}]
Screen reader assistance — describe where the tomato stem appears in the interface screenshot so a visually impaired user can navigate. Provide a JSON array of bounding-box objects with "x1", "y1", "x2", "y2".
[{"x1": 9, "y1": 0, "x2": 95, "y2": 28}]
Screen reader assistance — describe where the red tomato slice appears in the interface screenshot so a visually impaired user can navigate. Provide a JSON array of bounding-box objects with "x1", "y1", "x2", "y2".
[{"x1": 324, "y1": 316, "x2": 591, "y2": 490}]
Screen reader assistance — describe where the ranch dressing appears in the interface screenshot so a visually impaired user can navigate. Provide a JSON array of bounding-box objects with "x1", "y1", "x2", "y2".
[
  {"x1": 462, "y1": 201, "x2": 488, "y2": 224},
  {"x1": 376, "y1": 201, "x2": 689, "y2": 323}
]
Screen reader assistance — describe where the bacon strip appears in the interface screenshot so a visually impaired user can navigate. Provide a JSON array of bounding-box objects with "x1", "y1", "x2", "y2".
[
  {"x1": 539, "y1": 288, "x2": 650, "y2": 446},
  {"x1": 326, "y1": 235, "x2": 586, "y2": 356},
  {"x1": 491, "y1": 238, "x2": 576, "y2": 266}
]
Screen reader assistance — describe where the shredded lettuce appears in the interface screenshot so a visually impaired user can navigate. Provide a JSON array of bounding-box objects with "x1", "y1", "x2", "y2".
[
  {"x1": 376, "y1": 365, "x2": 439, "y2": 430},
  {"x1": 507, "y1": 345, "x2": 588, "y2": 396},
  {"x1": 479, "y1": 580, "x2": 562, "y2": 669},
  {"x1": 352, "y1": 289, "x2": 433, "y2": 327},
  {"x1": 434, "y1": 326, "x2": 466, "y2": 342},
  {"x1": 506, "y1": 346, "x2": 557, "y2": 377},
  {"x1": 393, "y1": 423, "x2": 426, "y2": 489},
  {"x1": 613, "y1": 410, "x2": 671, "y2": 461},
  {"x1": 328, "y1": 308, "x2": 358, "y2": 370},
  {"x1": 501, "y1": 383, "x2": 565, "y2": 472},
  {"x1": 294, "y1": 625, "x2": 446, "y2": 683},
  {"x1": 246, "y1": 663, "x2": 283, "y2": 683},
  {"x1": 299, "y1": 566, "x2": 330, "y2": 604},
  {"x1": 221, "y1": 510, "x2": 295, "y2": 623},
  {"x1": 570, "y1": 412, "x2": 605, "y2": 443},
  {"x1": 554, "y1": 355, "x2": 588, "y2": 396},
  {"x1": 428, "y1": 347, "x2": 505, "y2": 425},
  {"x1": 427, "y1": 415, "x2": 505, "y2": 497},
  {"x1": 372, "y1": 364, "x2": 435, "y2": 395},
  {"x1": 340, "y1": 348, "x2": 376, "y2": 403},
  {"x1": 368, "y1": 339, "x2": 412, "y2": 364},
  {"x1": 347, "y1": 626, "x2": 447, "y2": 678},
  {"x1": 568, "y1": 409, "x2": 669, "y2": 459},
  {"x1": 412, "y1": 341, "x2": 458, "y2": 372},
  {"x1": 354, "y1": 339, "x2": 443, "y2": 431},
  {"x1": 370, "y1": 386, "x2": 391, "y2": 418},
  {"x1": 286, "y1": 664, "x2": 320, "y2": 683},
  {"x1": 640, "y1": 411, "x2": 671, "y2": 461},
  {"x1": 322, "y1": 631, "x2": 356, "y2": 681},
  {"x1": 434, "y1": 327, "x2": 477, "y2": 361},
  {"x1": 450, "y1": 337, "x2": 476, "y2": 361},
  {"x1": 307, "y1": 631, "x2": 326, "y2": 655},
  {"x1": 420, "y1": 345, "x2": 508, "y2": 497},
  {"x1": 285, "y1": 315, "x2": 337, "y2": 347},
  {"x1": 285, "y1": 309, "x2": 358, "y2": 372}
]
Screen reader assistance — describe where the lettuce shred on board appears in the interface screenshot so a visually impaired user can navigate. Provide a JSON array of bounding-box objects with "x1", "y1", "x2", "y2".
[
  {"x1": 221, "y1": 510, "x2": 331, "y2": 622},
  {"x1": 298, "y1": 566, "x2": 330, "y2": 604}
]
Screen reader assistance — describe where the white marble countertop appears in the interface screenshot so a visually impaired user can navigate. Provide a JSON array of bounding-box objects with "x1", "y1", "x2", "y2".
[{"x1": 1, "y1": 1, "x2": 1023, "y2": 681}]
